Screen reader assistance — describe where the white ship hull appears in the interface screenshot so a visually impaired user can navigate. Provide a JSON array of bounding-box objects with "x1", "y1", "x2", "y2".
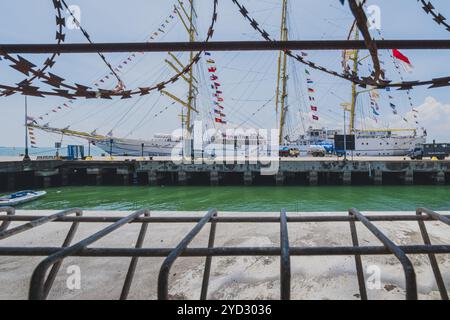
[
  {"x1": 93, "y1": 131, "x2": 426, "y2": 158},
  {"x1": 93, "y1": 134, "x2": 267, "y2": 157},
  {"x1": 93, "y1": 137, "x2": 181, "y2": 157},
  {"x1": 346, "y1": 135, "x2": 426, "y2": 157}
]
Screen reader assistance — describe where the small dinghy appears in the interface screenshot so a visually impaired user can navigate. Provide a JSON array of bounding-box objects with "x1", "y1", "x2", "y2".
[{"x1": 0, "y1": 190, "x2": 47, "y2": 206}]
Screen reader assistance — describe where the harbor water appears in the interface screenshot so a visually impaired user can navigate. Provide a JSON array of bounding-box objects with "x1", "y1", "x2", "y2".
[{"x1": 9, "y1": 185, "x2": 450, "y2": 212}]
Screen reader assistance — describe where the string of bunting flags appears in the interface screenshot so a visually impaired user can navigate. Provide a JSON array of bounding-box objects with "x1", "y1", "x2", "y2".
[
  {"x1": 374, "y1": 27, "x2": 420, "y2": 126},
  {"x1": 205, "y1": 52, "x2": 227, "y2": 125},
  {"x1": 35, "y1": 3, "x2": 184, "y2": 123},
  {"x1": 304, "y1": 64, "x2": 319, "y2": 121},
  {"x1": 26, "y1": 117, "x2": 38, "y2": 148},
  {"x1": 368, "y1": 88, "x2": 381, "y2": 122},
  {"x1": 390, "y1": 50, "x2": 420, "y2": 126}
]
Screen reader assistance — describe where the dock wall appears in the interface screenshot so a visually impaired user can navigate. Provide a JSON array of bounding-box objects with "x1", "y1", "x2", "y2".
[{"x1": 0, "y1": 159, "x2": 449, "y2": 190}]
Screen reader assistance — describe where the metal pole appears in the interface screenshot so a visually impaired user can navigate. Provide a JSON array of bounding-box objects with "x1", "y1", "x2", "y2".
[
  {"x1": 2, "y1": 40, "x2": 450, "y2": 54},
  {"x1": 343, "y1": 108, "x2": 347, "y2": 162},
  {"x1": 23, "y1": 96, "x2": 30, "y2": 161}
]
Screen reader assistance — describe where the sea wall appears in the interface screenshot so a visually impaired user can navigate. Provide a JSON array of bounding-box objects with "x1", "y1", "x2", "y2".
[{"x1": 0, "y1": 157, "x2": 450, "y2": 190}]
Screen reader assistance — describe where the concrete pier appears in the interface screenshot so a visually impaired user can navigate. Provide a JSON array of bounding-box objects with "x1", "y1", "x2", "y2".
[
  {"x1": 117, "y1": 168, "x2": 129, "y2": 185},
  {"x1": 6, "y1": 173, "x2": 15, "y2": 190},
  {"x1": 275, "y1": 172, "x2": 284, "y2": 186},
  {"x1": 373, "y1": 170, "x2": 383, "y2": 185},
  {"x1": 178, "y1": 171, "x2": 187, "y2": 186},
  {"x1": 60, "y1": 169, "x2": 69, "y2": 186},
  {"x1": 148, "y1": 171, "x2": 157, "y2": 186},
  {"x1": 343, "y1": 171, "x2": 352, "y2": 186},
  {"x1": 404, "y1": 170, "x2": 414, "y2": 185},
  {"x1": 244, "y1": 171, "x2": 253, "y2": 186},
  {"x1": 309, "y1": 171, "x2": 318, "y2": 186},
  {"x1": 436, "y1": 171, "x2": 446, "y2": 185},
  {"x1": 0, "y1": 157, "x2": 449, "y2": 190},
  {"x1": 210, "y1": 170, "x2": 219, "y2": 186}
]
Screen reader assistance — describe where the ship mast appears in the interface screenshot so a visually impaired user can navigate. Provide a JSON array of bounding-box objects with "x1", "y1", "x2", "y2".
[
  {"x1": 349, "y1": 27, "x2": 359, "y2": 134},
  {"x1": 275, "y1": 0, "x2": 289, "y2": 145},
  {"x1": 186, "y1": 0, "x2": 196, "y2": 132},
  {"x1": 162, "y1": 0, "x2": 198, "y2": 156}
]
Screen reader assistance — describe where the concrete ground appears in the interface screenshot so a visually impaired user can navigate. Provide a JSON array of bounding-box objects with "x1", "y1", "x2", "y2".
[{"x1": 0, "y1": 210, "x2": 449, "y2": 300}]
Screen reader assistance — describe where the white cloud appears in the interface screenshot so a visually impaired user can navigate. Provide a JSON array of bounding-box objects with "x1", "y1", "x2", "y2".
[{"x1": 400, "y1": 97, "x2": 450, "y2": 142}]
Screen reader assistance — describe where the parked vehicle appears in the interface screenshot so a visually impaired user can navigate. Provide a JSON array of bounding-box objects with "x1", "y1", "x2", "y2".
[
  {"x1": 279, "y1": 147, "x2": 300, "y2": 158},
  {"x1": 409, "y1": 141, "x2": 450, "y2": 160},
  {"x1": 289, "y1": 148, "x2": 300, "y2": 157},
  {"x1": 308, "y1": 145, "x2": 327, "y2": 157}
]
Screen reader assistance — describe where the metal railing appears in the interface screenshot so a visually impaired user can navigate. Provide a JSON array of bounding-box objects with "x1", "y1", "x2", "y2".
[{"x1": 0, "y1": 206, "x2": 449, "y2": 300}]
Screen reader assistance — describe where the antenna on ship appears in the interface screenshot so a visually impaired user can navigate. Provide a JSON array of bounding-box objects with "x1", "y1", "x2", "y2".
[{"x1": 275, "y1": 0, "x2": 289, "y2": 146}]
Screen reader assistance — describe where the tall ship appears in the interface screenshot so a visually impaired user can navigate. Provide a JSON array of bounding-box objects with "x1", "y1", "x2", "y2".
[
  {"x1": 274, "y1": 0, "x2": 426, "y2": 156},
  {"x1": 28, "y1": 0, "x2": 426, "y2": 157},
  {"x1": 29, "y1": 0, "x2": 266, "y2": 158},
  {"x1": 339, "y1": 26, "x2": 426, "y2": 156}
]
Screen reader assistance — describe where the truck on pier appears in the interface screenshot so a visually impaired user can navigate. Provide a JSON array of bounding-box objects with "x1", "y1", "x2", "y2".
[{"x1": 409, "y1": 142, "x2": 450, "y2": 160}]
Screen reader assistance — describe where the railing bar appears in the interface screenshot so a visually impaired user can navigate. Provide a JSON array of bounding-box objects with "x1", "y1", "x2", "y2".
[
  {"x1": 2, "y1": 245, "x2": 449, "y2": 257},
  {"x1": 200, "y1": 213, "x2": 218, "y2": 300},
  {"x1": 280, "y1": 209, "x2": 291, "y2": 300},
  {"x1": 349, "y1": 208, "x2": 418, "y2": 300},
  {"x1": 157, "y1": 209, "x2": 217, "y2": 300},
  {"x1": 416, "y1": 208, "x2": 449, "y2": 300},
  {"x1": 349, "y1": 217, "x2": 367, "y2": 300},
  {"x1": 417, "y1": 208, "x2": 450, "y2": 226},
  {"x1": 0, "y1": 207, "x2": 15, "y2": 233},
  {"x1": 120, "y1": 212, "x2": 151, "y2": 300},
  {"x1": 43, "y1": 210, "x2": 83, "y2": 298},
  {"x1": 2, "y1": 214, "x2": 450, "y2": 224},
  {"x1": 29, "y1": 209, "x2": 149, "y2": 300},
  {"x1": 0, "y1": 209, "x2": 82, "y2": 240}
]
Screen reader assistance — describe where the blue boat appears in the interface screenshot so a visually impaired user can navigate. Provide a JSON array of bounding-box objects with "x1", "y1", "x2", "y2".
[{"x1": 0, "y1": 190, "x2": 47, "y2": 207}]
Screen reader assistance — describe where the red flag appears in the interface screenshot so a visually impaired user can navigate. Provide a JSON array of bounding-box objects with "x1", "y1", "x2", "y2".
[
  {"x1": 208, "y1": 67, "x2": 217, "y2": 73},
  {"x1": 310, "y1": 106, "x2": 318, "y2": 112},
  {"x1": 312, "y1": 115, "x2": 319, "y2": 121},
  {"x1": 393, "y1": 49, "x2": 411, "y2": 64},
  {"x1": 215, "y1": 118, "x2": 223, "y2": 123},
  {"x1": 393, "y1": 49, "x2": 414, "y2": 72}
]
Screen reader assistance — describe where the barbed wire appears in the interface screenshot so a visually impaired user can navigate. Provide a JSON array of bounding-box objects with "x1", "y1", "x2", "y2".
[
  {"x1": 0, "y1": 0, "x2": 219, "y2": 99},
  {"x1": 0, "y1": 0, "x2": 66, "y2": 97},
  {"x1": 419, "y1": 0, "x2": 450, "y2": 32},
  {"x1": 231, "y1": 0, "x2": 450, "y2": 90},
  {"x1": 59, "y1": 0, "x2": 124, "y2": 86}
]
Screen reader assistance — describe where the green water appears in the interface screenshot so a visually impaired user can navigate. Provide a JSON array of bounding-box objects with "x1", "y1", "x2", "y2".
[{"x1": 11, "y1": 185, "x2": 450, "y2": 212}]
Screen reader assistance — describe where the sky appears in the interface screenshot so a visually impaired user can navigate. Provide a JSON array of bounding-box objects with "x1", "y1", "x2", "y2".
[{"x1": 0, "y1": 0, "x2": 449, "y2": 148}]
